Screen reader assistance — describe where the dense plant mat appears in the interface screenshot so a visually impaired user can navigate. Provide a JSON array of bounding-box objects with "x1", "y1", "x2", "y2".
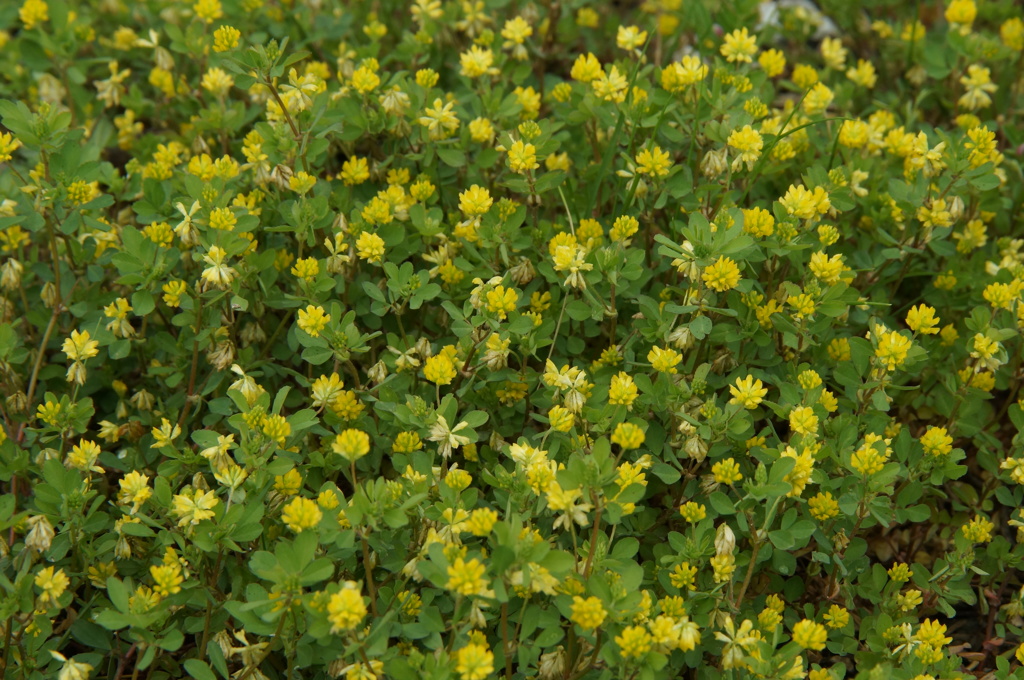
[{"x1": 2, "y1": 0, "x2": 1024, "y2": 678}]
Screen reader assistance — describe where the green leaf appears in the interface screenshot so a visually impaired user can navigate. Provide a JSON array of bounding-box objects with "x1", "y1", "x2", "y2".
[
  {"x1": 437, "y1": 148, "x2": 465, "y2": 167},
  {"x1": 689, "y1": 315, "x2": 712, "y2": 339},
  {"x1": 567, "y1": 299, "x2": 594, "y2": 321},
  {"x1": 131, "y1": 290, "x2": 156, "y2": 316},
  {"x1": 108, "y1": 339, "x2": 131, "y2": 360},
  {"x1": 302, "y1": 346, "x2": 334, "y2": 365},
  {"x1": 183, "y1": 659, "x2": 217, "y2": 680},
  {"x1": 107, "y1": 577, "x2": 130, "y2": 613}
]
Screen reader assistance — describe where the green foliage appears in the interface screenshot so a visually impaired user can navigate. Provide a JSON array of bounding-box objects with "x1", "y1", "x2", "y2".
[{"x1": 2, "y1": 0, "x2": 1024, "y2": 679}]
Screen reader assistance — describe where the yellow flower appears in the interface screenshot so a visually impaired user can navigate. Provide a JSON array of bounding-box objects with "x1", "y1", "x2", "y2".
[
  {"x1": 888, "y1": 563, "x2": 913, "y2": 582},
  {"x1": 758, "y1": 48, "x2": 786, "y2": 77},
  {"x1": 920, "y1": 426, "x2": 953, "y2": 456},
  {"x1": 576, "y1": 7, "x2": 599, "y2": 28},
  {"x1": 905, "y1": 304, "x2": 939, "y2": 334},
  {"x1": 355, "y1": 231, "x2": 385, "y2": 263},
  {"x1": 610, "y1": 215, "x2": 639, "y2": 243},
  {"x1": 971, "y1": 332, "x2": 1000, "y2": 364},
  {"x1": 341, "y1": 157, "x2": 370, "y2": 185},
  {"x1": 915, "y1": 619, "x2": 952, "y2": 648},
  {"x1": 592, "y1": 65, "x2": 628, "y2": 102},
  {"x1": 469, "y1": 117, "x2": 495, "y2": 143},
  {"x1": 847, "y1": 59, "x2": 878, "y2": 88},
  {"x1": 351, "y1": 65, "x2": 380, "y2": 93},
  {"x1": 712, "y1": 458, "x2": 743, "y2": 485},
  {"x1": 616, "y1": 25, "x2": 648, "y2": 51},
  {"x1": 200, "y1": 67, "x2": 234, "y2": 97},
  {"x1": 151, "y1": 418, "x2": 181, "y2": 448},
  {"x1": 459, "y1": 185, "x2": 493, "y2": 216},
  {"x1": 289, "y1": 171, "x2": 317, "y2": 195},
  {"x1": 616, "y1": 625, "x2": 653, "y2": 659},
  {"x1": 791, "y1": 619, "x2": 827, "y2": 650},
  {"x1": 317, "y1": 489, "x2": 340, "y2": 510},
  {"x1": 851, "y1": 443, "x2": 886, "y2": 476},
  {"x1": 828, "y1": 338, "x2": 851, "y2": 362},
  {"x1": 727, "y1": 125, "x2": 763, "y2": 171},
  {"x1": 808, "y1": 492, "x2": 839, "y2": 520},
  {"x1": 193, "y1": 0, "x2": 223, "y2": 23},
  {"x1": 820, "y1": 37, "x2": 847, "y2": 70},
  {"x1": 213, "y1": 25, "x2": 240, "y2": 52},
  {"x1": 808, "y1": 251, "x2": 847, "y2": 285},
  {"x1": 171, "y1": 488, "x2": 219, "y2": 527},
  {"x1": 552, "y1": 244, "x2": 593, "y2": 290},
  {"x1": 802, "y1": 82, "x2": 834, "y2": 115},
  {"x1": 333, "y1": 429, "x2": 371, "y2": 462},
  {"x1": 327, "y1": 582, "x2": 367, "y2": 632},
  {"x1": 502, "y1": 16, "x2": 533, "y2": 45},
  {"x1": 945, "y1": 0, "x2": 976, "y2": 30},
  {"x1": 662, "y1": 56, "x2": 708, "y2": 91},
  {"x1": 361, "y1": 196, "x2": 392, "y2": 225},
  {"x1": 897, "y1": 590, "x2": 923, "y2": 611},
  {"x1": 281, "y1": 497, "x2": 323, "y2": 532},
  {"x1": 20, "y1": 0, "x2": 48, "y2": 29},
  {"x1": 798, "y1": 370, "x2": 822, "y2": 390},
  {"x1": 415, "y1": 68, "x2": 439, "y2": 88},
  {"x1": 611, "y1": 422, "x2": 645, "y2": 449},
  {"x1": 959, "y1": 65, "x2": 997, "y2": 111},
  {"x1": 789, "y1": 406, "x2": 819, "y2": 436},
  {"x1": 446, "y1": 557, "x2": 489, "y2": 597},
  {"x1": 781, "y1": 446, "x2": 815, "y2": 497},
  {"x1": 275, "y1": 468, "x2": 302, "y2": 495},
  {"x1": 262, "y1": 414, "x2": 291, "y2": 445},
  {"x1": 150, "y1": 563, "x2": 184, "y2": 597},
  {"x1": 63, "y1": 329, "x2": 100, "y2": 362},
  {"x1": 636, "y1": 145, "x2": 672, "y2": 177},
  {"x1": 823, "y1": 605, "x2": 850, "y2": 629},
  {"x1": 571, "y1": 53, "x2": 603, "y2": 83},
  {"x1": 1002, "y1": 18, "x2": 1024, "y2": 49},
  {"x1": 485, "y1": 285, "x2": 518, "y2": 319},
  {"x1": 608, "y1": 372, "x2": 638, "y2": 409},
  {"x1": 507, "y1": 140, "x2": 538, "y2": 174},
  {"x1": 742, "y1": 207, "x2": 775, "y2": 237},
  {"x1": 467, "y1": 508, "x2": 498, "y2": 536},
  {"x1": 702, "y1": 256, "x2": 741, "y2": 292},
  {"x1": 297, "y1": 305, "x2": 330, "y2": 337},
  {"x1": 456, "y1": 643, "x2": 494, "y2": 680},
  {"x1": 780, "y1": 184, "x2": 830, "y2": 220},
  {"x1": 729, "y1": 375, "x2": 767, "y2": 409},
  {"x1": 648, "y1": 346, "x2": 681, "y2": 374},
  {"x1": 679, "y1": 503, "x2": 706, "y2": 523},
  {"x1": 548, "y1": 405, "x2": 575, "y2": 432},
  {"x1": 118, "y1": 471, "x2": 153, "y2": 514},
  {"x1": 201, "y1": 246, "x2": 236, "y2": 289},
  {"x1": 0, "y1": 132, "x2": 23, "y2": 163},
  {"x1": 460, "y1": 45, "x2": 495, "y2": 78},
  {"x1": 418, "y1": 98, "x2": 460, "y2": 140},
  {"x1": 721, "y1": 27, "x2": 758, "y2": 63},
  {"x1": 571, "y1": 596, "x2": 607, "y2": 630},
  {"x1": 875, "y1": 330, "x2": 912, "y2": 370},
  {"x1": 961, "y1": 513, "x2": 995, "y2": 543},
  {"x1": 424, "y1": 353, "x2": 457, "y2": 385},
  {"x1": 35, "y1": 566, "x2": 69, "y2": 608}
]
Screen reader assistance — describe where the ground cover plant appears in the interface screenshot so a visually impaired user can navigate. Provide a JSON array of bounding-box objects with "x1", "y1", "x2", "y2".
[{"x1": 1, "y1": 0, "x2": 1024, "y2": 678}]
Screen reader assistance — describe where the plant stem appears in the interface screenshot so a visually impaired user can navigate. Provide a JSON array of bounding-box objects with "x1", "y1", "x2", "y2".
[
  {"x1": 583, "y1": 495, "x2": 603, "y2": 579},
  {"x1": 177, "y1": 292, "x2": 205, "y2": 429},
  {"x1": 23, "y1": 305, "x2": 60, "y2": 427},
  {"x1": 361, "y1": 534, "x2": 379, "y2": 616},
  {"x1": 501, "y1": 602, "x2": 513, "y2": 680}
]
